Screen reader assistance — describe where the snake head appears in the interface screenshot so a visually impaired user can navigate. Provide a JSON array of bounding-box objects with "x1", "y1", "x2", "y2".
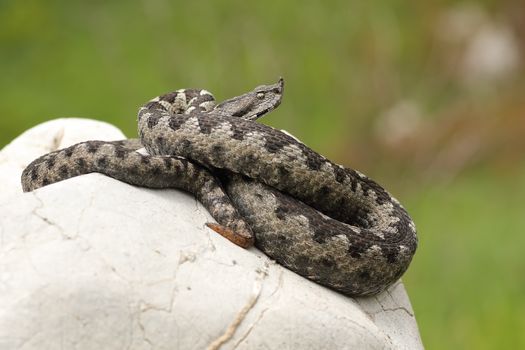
[{"x1": 214, "y1": 78, "x2": 284, "y2": 120}]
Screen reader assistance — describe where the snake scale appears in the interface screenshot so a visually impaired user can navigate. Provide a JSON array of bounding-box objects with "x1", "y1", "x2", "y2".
[{"x1": 21, "y1": 79, "x2": 417, "y2": 296}]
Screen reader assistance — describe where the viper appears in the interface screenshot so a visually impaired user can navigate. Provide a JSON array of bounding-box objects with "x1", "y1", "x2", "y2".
[{"x1": 21, "y1": 79, "x2": 417, "y2": 296}]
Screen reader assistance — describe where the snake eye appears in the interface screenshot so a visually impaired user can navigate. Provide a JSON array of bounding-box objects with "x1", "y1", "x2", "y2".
[{"x1": 256, "y1": 92, "x2": 265, "y2": 99}]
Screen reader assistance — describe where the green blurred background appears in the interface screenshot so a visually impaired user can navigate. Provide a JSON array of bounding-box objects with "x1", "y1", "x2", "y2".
[{"x1": 2, "y1": 0, "x2": 524, "y2": 348}]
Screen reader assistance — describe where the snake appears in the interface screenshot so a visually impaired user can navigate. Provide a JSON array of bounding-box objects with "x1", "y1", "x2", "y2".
[{"x1": 21, "y1": 79, "x2": 417, "y2": 296}]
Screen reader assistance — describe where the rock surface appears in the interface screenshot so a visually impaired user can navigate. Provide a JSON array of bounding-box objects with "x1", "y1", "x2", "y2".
[{"x1": 0, "y1": 119, "x2": 423, "y2": 350}]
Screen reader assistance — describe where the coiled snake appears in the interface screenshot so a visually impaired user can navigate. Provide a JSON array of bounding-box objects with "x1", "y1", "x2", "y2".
[{"x1": 21, "y1": 79, "x2": 417, "y2": 296}]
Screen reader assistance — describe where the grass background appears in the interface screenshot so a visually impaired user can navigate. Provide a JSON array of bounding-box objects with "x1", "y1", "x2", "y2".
[{"x1": 2, "y1": 0, "x2": 524, "y2": 348}]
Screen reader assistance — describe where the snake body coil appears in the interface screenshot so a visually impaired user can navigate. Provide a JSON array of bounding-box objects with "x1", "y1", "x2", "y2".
[{"x1": 22, "y1": 79, "x2": 417, "y2": 296}]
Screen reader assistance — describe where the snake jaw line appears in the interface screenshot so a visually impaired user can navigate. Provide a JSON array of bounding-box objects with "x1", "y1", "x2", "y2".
[{"x1": 213, "y1": 79, "x2": 284, "y2": 121}]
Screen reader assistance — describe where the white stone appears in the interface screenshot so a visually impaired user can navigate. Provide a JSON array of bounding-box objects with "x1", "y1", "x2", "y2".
[{"x1": 0, "y1": 119, "x2": 423, "y2": 350}]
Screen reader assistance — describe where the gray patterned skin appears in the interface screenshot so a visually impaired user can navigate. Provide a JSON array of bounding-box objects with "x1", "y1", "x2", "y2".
[{"x1": 21, "y1": 79, "x2": 417, "y2": 296}]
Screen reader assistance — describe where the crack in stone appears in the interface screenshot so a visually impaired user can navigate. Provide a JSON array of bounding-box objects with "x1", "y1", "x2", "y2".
[
  {"x1": 132, "y1": 250, "x2": 203, "y2": 349},
  {"x1": 133, "y1": 268, "x2": 181, "y2": 348},
  {"x1": 355, "y1": 286, "x2": 414, "y2": 322},
  {"x1": 232, "y1": 268, "x2": 283, "y2": 349},
  {"x1": 206, "y1": 262, "x2": 269, "y2": 350},
  {"x1": 231, "y1": 306, "x2": 270, "y2": 349},
  {"x1": 136, "y1": 249, "x2": 196, "y2": 317},
  {"x1": 374, "y1": 286, "x2": 414, "y2": 318},
  {"x1": 373, "y1": 305, "x2": 414, "y2": 318},
  {"x1": 382, "y1": 287, "x2": 414, "y2": 317},
  {"x1": 134, "y1": 243, "x2": 224, "y2": 322},
  {"x1": 355, "y1": 280, "x2": 416, "y2": 323},
  {"x1": 136, "y1": 310, "x2": 155, "y2": 349},
  {"x1": 29, "y1": 191, "x2": 66, "y2": 238}
]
